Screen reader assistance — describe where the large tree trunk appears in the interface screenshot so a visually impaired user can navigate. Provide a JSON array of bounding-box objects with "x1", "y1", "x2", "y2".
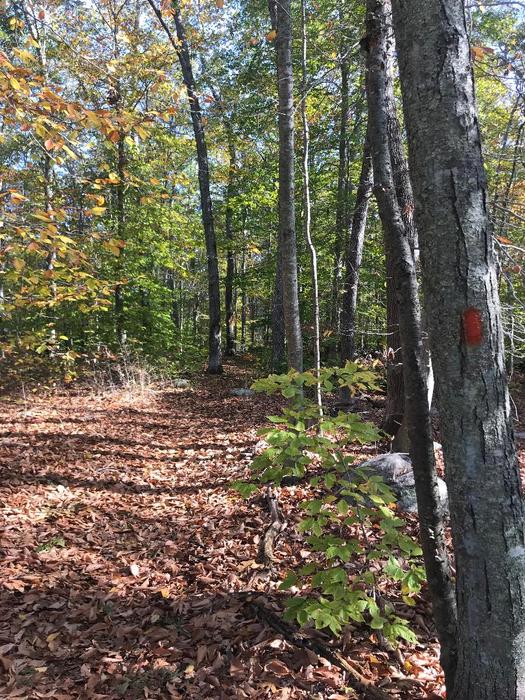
[
  {"x1": 392, "y1": 1, "x2": 525, "y2": 697},
  {"x1": 366, "y1": 0, "x2": 458, "y2": 687},
  {"x1": 146, "y1": 0, "x2": 222, "y2": 373},
  {"x1": 275, "y1": 0, "x2": 303, "y2": 371},
  {"x1": 340, "y1": 137, "x2": 373, "y2": 364}
]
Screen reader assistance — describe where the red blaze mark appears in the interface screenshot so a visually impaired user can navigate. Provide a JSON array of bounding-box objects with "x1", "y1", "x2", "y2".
[{"x1": 462, "y1": 307, "x2": 483, "y2": 346}]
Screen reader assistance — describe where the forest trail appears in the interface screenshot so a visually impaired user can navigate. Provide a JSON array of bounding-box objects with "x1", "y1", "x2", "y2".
[{"x1": 1, "y1": 362, "x2": 449, "y2": 699}]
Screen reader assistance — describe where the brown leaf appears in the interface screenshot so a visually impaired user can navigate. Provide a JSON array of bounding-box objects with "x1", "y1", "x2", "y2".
[{"x1": 264, "y1": 658, "x2": 290, "y2": 676}]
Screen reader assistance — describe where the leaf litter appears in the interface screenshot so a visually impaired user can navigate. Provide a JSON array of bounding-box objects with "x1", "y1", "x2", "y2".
[{"x1": 2, "y1": 358, "x2": 504, "y2": 699}]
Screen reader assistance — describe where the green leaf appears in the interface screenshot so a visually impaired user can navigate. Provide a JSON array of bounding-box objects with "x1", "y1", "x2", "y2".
[
  {"x1": 370, "y1": 615, "x2": 385, "y2": 630},
  {"x1": 280, "y1": 571, "x2": 299, "y2": 590},
  {"x1": 230, "y1": 481, "x2": 259, "y2": 498}
]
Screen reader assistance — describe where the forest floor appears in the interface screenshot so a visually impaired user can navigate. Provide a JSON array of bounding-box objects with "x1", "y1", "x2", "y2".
[{"x1": 1, "y1": 358, "x2": 525, "y2": 700}]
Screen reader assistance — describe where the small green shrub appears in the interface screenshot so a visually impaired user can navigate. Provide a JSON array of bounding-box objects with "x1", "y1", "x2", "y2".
[{"x1": 233, "y1": 363, "x2": 425, "y2": 644}]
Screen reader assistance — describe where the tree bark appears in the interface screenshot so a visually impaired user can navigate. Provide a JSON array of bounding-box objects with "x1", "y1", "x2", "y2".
[
  {"x1": 225, "y1": 129, "x2": 236, "y2": 356},
  {"x1": 340, "y1": 137, "x2": 373, "y2": 364},
  {"x1": 114, "y1": 130, "x2": 126, "y2": 346},
  {"x1": 146, "y1": 0, "x2": 222, "y2": 373},
  {"x1": 300, "y1": 0, "x2": 321, "y2": 412},
  {"x1": 392, "y1": 1, "x2": 525, "y2": 697},
  {"x1": 271, "y1": 247, "x2": 287, "y2": 371},
  {"x1": 331, "y1": 40, "x2": 351, "y2": 332},
  {"x1": 365, "y1": 0, "x2": 458, "y2": 687},
  {"x1": 166, "y1": 269, "x2": 181, "y2": 332},
  {"x1": 381, "y1": 52, "x2": 418, "y2": 451},
  {"x1": 382, "y1": 256, "x2": 404, "y2": 440},
  {"x1": 275, "y1": 0, "x2": 303, "y2": 371}
]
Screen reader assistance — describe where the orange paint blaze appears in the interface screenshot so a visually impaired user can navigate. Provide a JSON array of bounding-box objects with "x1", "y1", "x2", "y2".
[{"x1": 462, "y1": 307, "x2": 483, "y2": 345}]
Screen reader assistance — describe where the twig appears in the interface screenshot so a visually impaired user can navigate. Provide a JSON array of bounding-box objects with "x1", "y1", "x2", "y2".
[{"x1": 245, "y1": 597, "x2": 393, "y2": 700}]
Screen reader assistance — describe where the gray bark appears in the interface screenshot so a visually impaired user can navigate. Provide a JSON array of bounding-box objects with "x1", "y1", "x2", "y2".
[
  {"x1": 340, "y1": 137, "x2": 373, "y2": 364},
  {"x1": 366, "y1": 0, "x2": 458, "y2": 686},
  {"x1": 225, "y1": 130, "x2": 236, "y2": 356},
  {"x1": 146, "y1": 0, "x2": 222, "y2": 373},
  {"x1": 382, "y1": 53, "x2": 418, "y2": 451},
  {"x1": 114, "y1": 130, "x2": 126, "y2": 346},
  {"x1": 271, "y1": 248, "x2": 286, "y2": 371},
  {"x1": 300, "y1": 0, "x2": 321, "y2": 411},
  {"x1": 392, "y1": 1, "x2": 525, "y2": 697},
  {"x1": 331, "y1": 40, "x2": 351, "y2": 331},
  {"x1": 275, "y1": 0, "x2": 303, "y2": 371}
]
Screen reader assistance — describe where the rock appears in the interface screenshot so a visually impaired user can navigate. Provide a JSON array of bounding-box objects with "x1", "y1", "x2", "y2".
[
  {"x1": 350, "y1": 452, "x2": 448, "y2": 515},
  {"x1": 172, "y1": 378, "x2": 190, "y2": 388},
  {"x1": 230, "y1": 388, "x2": 255, "y2": 397}
]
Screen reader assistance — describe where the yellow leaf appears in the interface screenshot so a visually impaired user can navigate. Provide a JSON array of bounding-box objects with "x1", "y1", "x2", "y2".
[
  {"x1": 10, "y1": 192, "x2": 27, "y2": 204},
  {"x1": 84, "y1": 110, "x2": 102, "y2": 128},
  {"x1": 9, "y1": 77, "x2": 21, "y2": 91},
  {"x1": 32, "y1": 212, "x2": 53, "y2": 222},
  {"x1": 89, "y1": 207, "x2": 106, "y2": 216},
  {"x1": 150, "y1": 177, "x2": 160, "y2": 185},
  {"x1": 266, "y1": 29, "x2": 277, "y2": 41},
  {"x1": 62, "y1": 144, "x2": 78, "y2": 159},
  {"x1": 159, "y1": 588, "x2": 170, "y2": 598},
  {"x1": 13, "y1": 258, "x2": 25, "y2": 271},
  {"x1": 14, "y1": 48, "x2": 34, "y2": 63}
]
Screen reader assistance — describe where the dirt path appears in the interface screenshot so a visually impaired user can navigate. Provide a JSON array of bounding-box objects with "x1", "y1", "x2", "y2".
[{"x1": 0, "y1": 364, "x2": 444, "y2": 699}]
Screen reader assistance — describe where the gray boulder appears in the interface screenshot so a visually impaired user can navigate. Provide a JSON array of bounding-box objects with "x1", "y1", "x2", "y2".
[
  {"x1": 172, "y1": 378, "x2": 190, "y2": 388},
  {"x1": 230, "y1": 388, "x2": 255, "y2": 397},
  {"x1": 352, "y1": 452, "x2": 448, "y2": 515}
]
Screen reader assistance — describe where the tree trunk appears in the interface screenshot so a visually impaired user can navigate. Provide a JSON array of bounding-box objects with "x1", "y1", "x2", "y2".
[
  {"x1": 331, "y1": 42, "x2": 350, "y2": 332},
  {"x1": 382, "y1": 204, "x2": 405, "y2": 437},
  {"x1": 271, "y1": 247, "x2": 286, "y2": 371},
  {"x1": 146, "y1": 0, "x2": 222, "y2": 373},
  {"x1": 166, "y1": 269, "x2": 181, "y2": 332},
  {"x1": 366, "y1": 0, "x2": 458, "y2": 687},
  {"x1": 300, "y1": 0, "x2": 321, "y2": 412},
  {"x1": 392, "y1": 1, "x2": 525, "y2": 697},
  {"x1": 225, "y1": 130, "x2": 236, "y2": 356},
  {"x1": 275, "y1": 0, "x2": 303, "y2": 371},
  {"x1": 114, "y1": 130, "x2": 126, "y2": 346},
  {"x1": 340, "y1": 137, "x2": 373, "y2": 364},
  {"x1": 381, "y1": 38, "x2": 418, "y2": 450}
]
